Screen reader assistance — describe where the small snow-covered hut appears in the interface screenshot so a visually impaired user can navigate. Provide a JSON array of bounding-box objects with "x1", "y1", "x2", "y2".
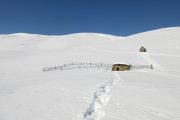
[
  {"x1": 112, "y1": 62, "x2": 130, "y2": 71},
  {"x1": 139, "y1": 46, "x2": 147, "y2": 52}
]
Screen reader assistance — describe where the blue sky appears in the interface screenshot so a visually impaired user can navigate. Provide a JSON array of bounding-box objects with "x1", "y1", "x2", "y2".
[{"x1": 0, "y1": 0, "x2": 180, "y2": 36}]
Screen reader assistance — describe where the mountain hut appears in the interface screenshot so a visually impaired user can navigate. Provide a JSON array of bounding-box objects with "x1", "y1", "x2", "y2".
[
  {"x1": 139, "y1": 46, "x2": 147, "y2": 52},
  {"x1": 112, "y1": 63, "x2": 130, "y2": 71}
]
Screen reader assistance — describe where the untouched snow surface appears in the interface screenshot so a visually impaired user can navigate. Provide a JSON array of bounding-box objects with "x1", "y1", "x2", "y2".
[{"x1": 0, "y1": 28, "x2": 180, "y2": 120}]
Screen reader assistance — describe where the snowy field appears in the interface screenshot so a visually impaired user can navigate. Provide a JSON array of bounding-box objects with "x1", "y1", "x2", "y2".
[{"x1": 0, "y1": 27, "x2": 180, "y2": 120}]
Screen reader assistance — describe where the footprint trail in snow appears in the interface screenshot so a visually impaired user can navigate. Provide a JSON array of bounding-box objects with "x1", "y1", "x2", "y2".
[{"x1": 74, "y1": 72, "x2": 122, "y2": 120}]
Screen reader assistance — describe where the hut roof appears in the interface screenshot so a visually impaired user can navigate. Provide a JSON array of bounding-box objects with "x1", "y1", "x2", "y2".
[
  {"x1": 113, "y1": 62, "x2": 130, "y2": 66},
  {"x1": 139, "y1": 46, "x2": 146, "y2": 49}
]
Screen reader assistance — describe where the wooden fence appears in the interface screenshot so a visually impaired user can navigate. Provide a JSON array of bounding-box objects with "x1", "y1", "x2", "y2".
[
  {"x1": 43, "y1": 62, "x2": 112, "y2": 72},
  {"x1": 43, "y1": 62, "x2": 153, "y2": 72},
  {"x1": 130, "y1": 64, "x2": 153, "y2": 69}
]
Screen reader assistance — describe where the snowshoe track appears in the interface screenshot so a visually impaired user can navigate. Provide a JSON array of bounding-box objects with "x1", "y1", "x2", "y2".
[
  {"x1": 134, "y1": 52, "x2": 164, "y2": 70},
  {"x1": 74, "y1": 72, "x2": 121, "y2": 120}
]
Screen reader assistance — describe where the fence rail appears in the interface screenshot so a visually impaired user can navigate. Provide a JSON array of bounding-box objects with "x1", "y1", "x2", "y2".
[
  {"x1": 43, "y1": 62, "x2": 112, "y2": 72},
  {"x1": 43, "y1": 62, "x2": 153, "y2": 72},
  {"x1": 130, "y1": 64, "x2": 153, "y2": 69}
]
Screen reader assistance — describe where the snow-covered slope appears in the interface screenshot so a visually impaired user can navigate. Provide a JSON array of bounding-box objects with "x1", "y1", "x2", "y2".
[{"x1": 0, "y1": 28, "x2": 180, "y2": 120}]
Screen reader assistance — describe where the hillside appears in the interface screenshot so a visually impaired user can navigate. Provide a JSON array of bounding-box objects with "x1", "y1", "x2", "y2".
[{"x1": 0, "y1": 27, "x2": 180, "y2": 120}]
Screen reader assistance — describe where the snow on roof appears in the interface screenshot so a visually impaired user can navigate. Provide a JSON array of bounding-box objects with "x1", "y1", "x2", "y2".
[{"x1": 113, "y1": 62, "x2": 130, "y2": 65}]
